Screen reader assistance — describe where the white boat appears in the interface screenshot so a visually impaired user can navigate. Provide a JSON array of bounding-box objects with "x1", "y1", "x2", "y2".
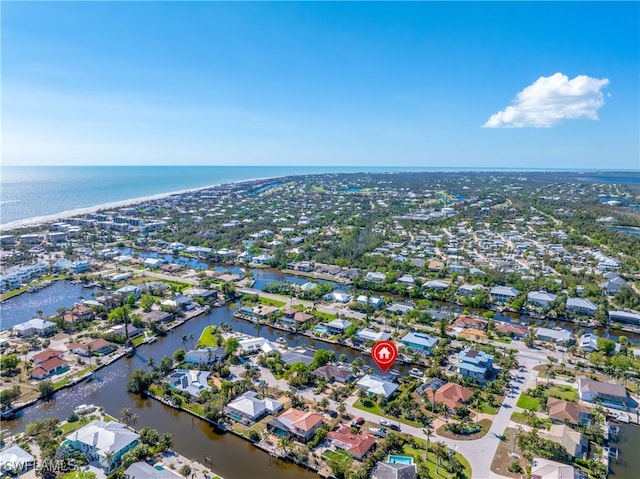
[
  {"x1": 409, "y1": 368, "x2": 423, "y2": 378},
  {"x1": 615, "y1": 413, "x2": 630, "y2": 423},
  {"x1": 74, "y1": 404, "x2": 97, "y2": 415},
  {"x1": 276, "y1": 337, "x2": 288, "y2": 345}
]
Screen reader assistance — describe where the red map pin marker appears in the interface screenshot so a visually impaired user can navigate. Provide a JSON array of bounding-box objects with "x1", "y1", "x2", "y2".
[{"x1": 371, "y1": 340, "x2": 398, "y2": 372}]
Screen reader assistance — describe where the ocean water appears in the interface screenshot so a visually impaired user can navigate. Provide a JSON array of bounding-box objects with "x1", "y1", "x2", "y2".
[
  {"x1": 0, "y1": 165, "x2": 396, "y2": 226},
  {"x1": 0, "y1": 166, "x2": 637, "y2": 226}
]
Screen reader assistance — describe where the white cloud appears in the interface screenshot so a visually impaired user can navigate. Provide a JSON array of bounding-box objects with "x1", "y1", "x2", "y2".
[{"x1": 483, "y1": 73, "x2": 610, "y2": 128}]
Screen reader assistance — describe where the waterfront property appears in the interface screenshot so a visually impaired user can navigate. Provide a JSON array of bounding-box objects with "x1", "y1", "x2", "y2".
[
  {"x1": 356, "y1": 375, "x2": 399, "y2": 399},
  {"x1": 356, "y1": 328, "x2": 391, "y2": 343},
  {"x1": 542, "y1": 424, "x2": 588, "y2": 460},
  {"x1": 64, "y1": 420, "x2": 140, "y2": 472},
  {"x1": 325, "y1": 318, "x2": 352, "y2": 335},
  {"x1": 12, "y1": 318, "x2": 56, "y2": 337},
  {"x1": 546, "y1": 398, "x2": 592, "y2": 426},
  {"x1": 566, "y1": 298, "x2": 598, "y2": 316},
  {"x1": 31, "y1": 356, "x2": 69, "y2": 379},
  {"x1": 536, "y1": 327, "x2": 572, "y2": 345},
  {"x1": 124, "y1": 461, "x2": 181, "y2": 479},
  {"x1": 490, "y1": 286, "x2": 519, "y2": 303},
  {"x1": 531, "y1": 457, "x2": 587, "y2": 479},
  {"x1": 327, "y1": 424, "x2": 376, "y2": 460},
  {"x1": 184, "y1": 346, "x2": 225, "y2": 366},
  {"x1": 165, "y1": 369, "x2": 211, "y2": 398},
  {"x1": 609, "y1": 310, "x2": 640, "y2": 326},
  {"x1": 578, "y1": 377, "x2": 627, "y2": 410},
  {"x1": 238, "y1": 336, "x2": 279, "y2": 355},
  {"x1": 266, "y1": 408, "x2": 324, "y2": 443},
  {"x1": 399, "y1": 332, "x2": 438, "y2": 353},
  {"x1": 224, "y1": 391, "x2": 283, "y2": 425},
  {"x1": 527, "y1": 291, "x2": 557, "y2": 308},
  {"x1": 456, "y1": 349, "x2": 493, "y2": 382},
  {"x1": 281, "y1": 349, "x2": 315, "y2": 366}
]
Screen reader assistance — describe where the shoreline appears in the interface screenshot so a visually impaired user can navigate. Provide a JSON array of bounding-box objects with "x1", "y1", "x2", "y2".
[{"x1": 0, "y1": 174, "x2": 288, "y2": 231}]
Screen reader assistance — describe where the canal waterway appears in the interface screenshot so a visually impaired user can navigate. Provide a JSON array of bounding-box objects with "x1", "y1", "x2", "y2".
[{"x1": 3, "y1": 277, "x2": 640, "y2": 479}]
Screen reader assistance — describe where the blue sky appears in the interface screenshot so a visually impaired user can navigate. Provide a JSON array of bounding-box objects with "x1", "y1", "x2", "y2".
[{"x1": 2, "y1": 2, "x2": 638, "y2": 169}]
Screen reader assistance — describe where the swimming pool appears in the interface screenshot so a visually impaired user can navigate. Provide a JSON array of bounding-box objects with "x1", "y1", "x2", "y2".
[
  {"x1": 387, "y1": 455, "x2": 414, "y2": 464},
  {"x1": 314, "y1": 325, "x2": 328, "y2": 333}
]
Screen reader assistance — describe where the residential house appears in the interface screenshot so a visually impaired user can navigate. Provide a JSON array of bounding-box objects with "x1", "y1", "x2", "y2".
[
  {"x1": 142, "y1": 310, "x2": 174, "y2": 324},
  {"x1": 397, "y1": 274, "x2": 415, "y2": 286},
  {"x1": 356, "y1": 328, "x2": 391, "y2": 343},
  {"x1": 356, "y1": 375, "x2": 399, "y2": 399},
  {"x1": 578, "y1": 333, "x2": 599, "y2": 353},
  {"x1": 428, "y1": 261, "x2": 444, "y2": 272},
  {"x1": 457, "y1": 283, "x2": 484, "y2": 296},
  {"x1": 531, "y1": 458, "x2": 587, "y2": 479},
  {"x1": 578, "y1": 377, "x2": 627, "y2": 410},
  {"x1": 312, "y1": 364, "x2": 355, "y2": 384},
  {"x1": 267, "y1": 408, "x2": 324, "y2": 443},
  {"x1": 281, "y1": 349, "x2": 315, "y2": 366},
  {"x1": 238, "y1": 337, "x2": 279, "y2": 355},
  {"x1": 31, "y1": 356, "x2": 69, "y2": 379},
  {"x1": 325, "y1": 292, "x2": 352, "y2": 303},
  {"x1": 400, "y1": 332, "x2": 438, "y2": 353},
  {"x1": 115, "y1": 285, "x2": 141, "y2": 300},
  {"x1": 184, "y1": 287, "x2": 218, "y2": 302},
  {"x1": 64, "y1": 420, "x2": 140, "y2": 472},
  {"x1": 327, "y1": 424, "x2": 376, "y2": 460},
  {"x1": 356, "y1": 295, "x2": 384, "y2": 308},
  {"x1": 12, "y1": 318, "x2": 56, "y2": 337},
  {"x1": 31, "y1": 349, "x2": 64, "y2": 364},
  {"x1": 536, "y1": 327, "x2": 572, "y2": 345},
  {"x1": 325, "y1": 318, "x2": 352, "y2": 335},
  {"x1": 165, "y1": 369, "x2": 211, "y2": 398},
  {"x1": 109, "y1": 324, "x2": 144, "y2": 339},
  {"x1": 423, "y1": 280, "x2": 450, "y2": 291},
  {"x1": 566, "y1": 298, "x2": 598, "y2": 316},
  {"x1": 125, "y1": 461, "x2": 181, "y2": 479},
  {"x1": 364, "y1": 272, "x2": 386, "y2": 283},
  {"x1": 424, "y1": 382, "x2": 473, "y2": 412},
  {"x1": 527, "y1": 291, "x2": 557, "y2": 308},
  {"x1": 0, "y1": 445, "x2": 35, "y2": 475},
  {"x1": 546, "y1": 398, "x2": 592, "y2": 426},
  {"x1": 281, "y1": 308, "x2": 313, "y2": 328},
  {"x1": 224, "y1": 391, "x2": 283, "y2": 425},
  {"x1": 599, "y1": 275, "x2": 626, "y2": 295},
  {"x1": 490, "y1": 286, "x2": 519, "y2": 303},
  {"x1": 386, "y1": 303, "x2": 414, "y2": 315},
  {"x1": 372, "y1": 461, "x2": 417, "y2": 479},
  {"x1": 453, "y1": 315, "x2": 488, "y2": 331},
  {"x1": 457, "y1": 349, "x2": 493, "y2": 382},
  {"x1": 608, "y1": 310, "x2": 640, "y2": 327},
  {"x1": 495, "y1": 322, "x2": 528, "y2": 339},
  {"x1": 542, "y1": 425, "x2": 588, "y2": 460},
  {"x1": 184, "y1": 346, "x2": 226, "y2": 366}
]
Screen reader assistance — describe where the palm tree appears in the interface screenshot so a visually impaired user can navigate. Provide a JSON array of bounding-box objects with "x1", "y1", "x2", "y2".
[
  {"x1": 130, "y1": 414, "x2": 139, "y2": 428},
  {"x1": 337, "y1": 400, "x2": 346, "y2": 421},
  {"x1": 546, "y1": 355, "x2": 557, "y2": 385},
  {"x1": 433, "y1": 441, "x2": 448, "y2": 475},
  {"x1": 160, "y1": 432, "x2": 173, "y2": 452},
  {"x1": 103, "y1": 450, "x2": 116, "y2": 472},
  {"x1": 147, "y1": 357, "x2": 156, "y2": 370},
  {"x1": 120, "y1": 407, "x2": 133, "y2": 426},
  {"x1": 182, "y1": 334, "x2": 188, "y2": 348},
  {"x1": 423, "y1": 427, "x2": 433, "y2": 462}
]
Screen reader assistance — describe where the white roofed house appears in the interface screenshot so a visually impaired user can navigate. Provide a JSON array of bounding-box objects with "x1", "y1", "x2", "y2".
[
  {"x1": 527, "y1": 291, "x2": 557, "y2": 308},
  {"x1": 224, "y1": 391, "x2": 283, "y2": 425},
  {"x1": 566, "y1": 298, "x2": 598, "y2": 316},
  {"x1": 356, "y1": 375, "x2": 399, "y2": 399},
  {"x1": 13, "y1": 318, "x2": 57, "y2": 337},
  {"x1": 536, "y1": 327, "x2": 572, "y2": 345},
  {"x1": 165, "y1": 369, "x2": 211, "y2": 398},
  {"x1": 423, "y1": 280, "x2": 450, "y2": 292},
  {"x1": 184, "y1": 346, "x2": 226, "y2": 366},
  {"x1": 0, "y1": 445, "x2": 35, "y2": 475},
  {"x1": 457, "y1": 283, "x2": 484, "y2": 296},
  {"x1": 364, "y1": 271, "x2": 386, "y2": 283},
  {"x1": 490, "y1": 286, "x2": 519, "y2": 303},
  {"x1": 356, "y1": 328, "x2": 391, "y2": 343},
  {"x1": 64, "y1": 420, "x2": 140, "y2": 472}
]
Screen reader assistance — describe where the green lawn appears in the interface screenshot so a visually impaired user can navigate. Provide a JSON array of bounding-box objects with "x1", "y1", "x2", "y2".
[
  {"x1": 516, "y1": 394, "x2": 539, "y2": 410},
  {"x1": 353, "y1": 399, "x2": 424, "y2": 428},
  {"x1": 547, "y1": 385, "x2": 578, "y2": 402},
  {"x1": 197, "y1": 326, "x2": 219, "y2": 347},
  {"x1": 258, "y1": 296, "x2": 286, "y2": 307},
  {"x1": 58, "y1": 420, "x2": 85, "y2": 435},
  {"x1": 402, "y1": 442, "x2": 472, "y2": 479},
  {"x1": 314, "y1": 310, "x2": 336, "y2": 321},
  {"x1": 493, "y1": 336, "x2": 512, "y2": 344},
  {"x1": 477, "y1": 402, "x2": 498, "y2": 414}
]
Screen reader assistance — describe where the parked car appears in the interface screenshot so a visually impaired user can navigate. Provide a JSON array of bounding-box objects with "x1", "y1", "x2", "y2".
[
  {"x1": 326, "y1": 410, "x2": 338, "y2": 418},
  {"x1": 351, "y1": 417, "x2": 365, "y2": 426},
  {"x1": 380, "y1": 419, "x2": 391, "y2": 427},
  {"x1": 388, "y1": 423, "x2": 401, "y2": 431}
]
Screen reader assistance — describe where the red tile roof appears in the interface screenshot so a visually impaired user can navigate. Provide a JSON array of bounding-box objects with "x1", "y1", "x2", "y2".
[
  {"x1": 425, "y1": 382, "x2": 473, "y2": 411},
  {"x1": 32, "y1": 349, "x2": 64, "y2": 363},
  {"x1": 327, "y1": 424, "x2": 376, "y2": 459}
]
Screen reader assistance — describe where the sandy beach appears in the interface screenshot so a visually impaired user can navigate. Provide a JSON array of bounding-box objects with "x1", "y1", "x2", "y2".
[{"x1": 0, "y1": 174, "x2": 284, "y2": 232}]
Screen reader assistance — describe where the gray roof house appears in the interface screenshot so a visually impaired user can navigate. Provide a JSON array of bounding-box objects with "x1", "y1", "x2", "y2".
[
  {"x1": 13, "y1": 318, "x2": 56, "y2": 337},
  {"x1": 64, "y1": 420, "x2": 140, "y2": 472},
  {"x1": 400, "y1": 332, "x2": 438, "y2": 352},
  {"x1": 0, "y1": 445, "x2": 35, "y2": 474},
  {"x1": 372, "y1": 461, "x2": 417, "y2": 479},
  {"x1": 578, "y1": 377, "x2": 627, "y2": 410},
  {"x1": 356, "y1": 375, "x2": 399, "y2": 399},
  {"x1": 224, "y1": 391, "x2": 283, "y2": 425},
  {"x1": 536, "y1": 327, "x2": 572, "y2": 344},
  {"x1": 125, "y1": 461, "x2": 181, "y2": 479},
  {"x1": 609, "y1": 310, "x2": 640, "y2": 326},
  {"x1": 165, "y1": 369, "x2": 211, "y2": 397},
  {"x1": 527, "y1": 291, "x2": 557, "y2": 308},
  {"x1": 326, "y1": 318, "x2": 352, "y2": 334},
  {"x1": 184, "y1": 346, "x2": 225, "y2": 365},
  {"x1": 490, "y1": 286, "x2": 519, "y2": 303},
  {"x1": 566, "y1": 298, "x2": 598, "y2": 316},
  {"x1": 457, "y1": 283, "x2": 484, "y2": 296}
]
